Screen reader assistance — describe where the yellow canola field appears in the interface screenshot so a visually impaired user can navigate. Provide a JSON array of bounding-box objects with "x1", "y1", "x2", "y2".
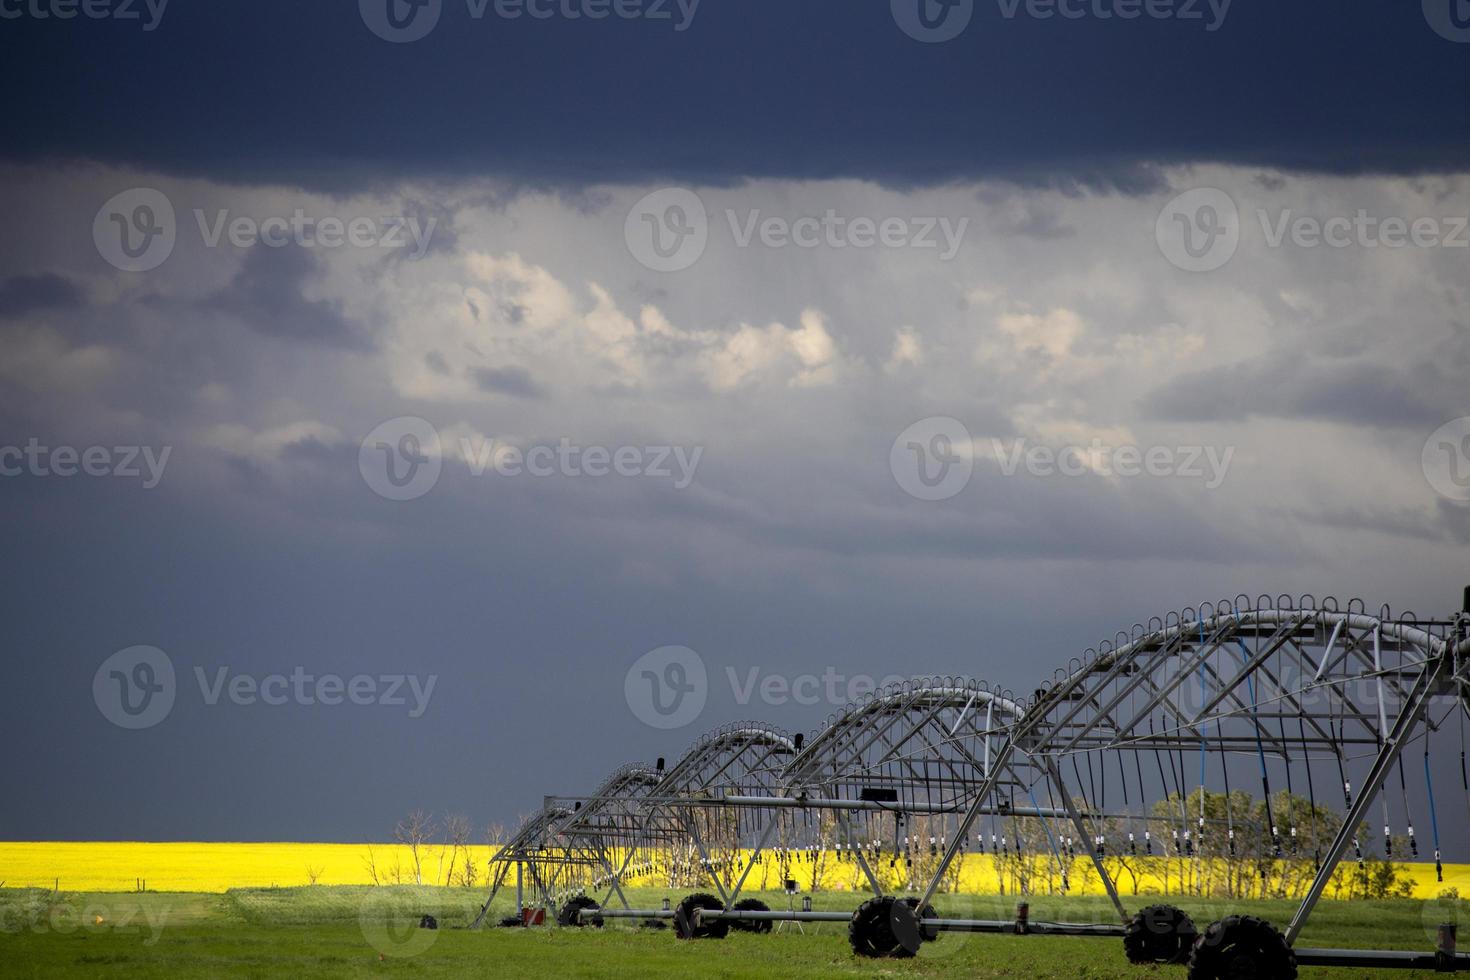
[
  {"x1": 2, "y1": 843, "x2": 1468, "y2": 898},
  {"x1": 0, "y1": 843, "x2": 500, "y2": 893}
]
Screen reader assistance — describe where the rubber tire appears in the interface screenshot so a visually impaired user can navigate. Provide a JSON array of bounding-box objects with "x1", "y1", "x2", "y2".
[
  {"x1": 730, "y1": 898, "x2": 773, "y2": 934},
  {"x1": 1188, "y1": 915, "x2": 1297, "y2": 980},
  {"x1": 557, "y1": 896, "x2": 603, "y2": 928},
  {"x1": 848, "y1": 897, "x2": 917, "y2": 959},
  {"x1": 1124, "y1": 904, "x2": 1197, "y2": 964},
  {"x1": 674, "y1": 893, "x2": 730, "y2": 940},
  {"x1": 902, "y1": 898, "x2": 941, "y2": 943}
]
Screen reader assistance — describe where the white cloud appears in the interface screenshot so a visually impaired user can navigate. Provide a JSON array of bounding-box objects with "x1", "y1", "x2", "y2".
[
  {"x1": 885, "y1": 326, "x2": 924, "y2": 372},
  {"x1": 7, "y1": 163, "x2": 1468, "y2": 605}
]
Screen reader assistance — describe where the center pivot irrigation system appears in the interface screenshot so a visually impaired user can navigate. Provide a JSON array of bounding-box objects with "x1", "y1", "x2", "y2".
[{"x1": 473, "y1": 592, "x2": 1470, "y2": 979}]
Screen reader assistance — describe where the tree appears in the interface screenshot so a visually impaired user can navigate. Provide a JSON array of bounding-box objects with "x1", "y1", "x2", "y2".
[{"x1": 394, "y1": 810, "x2": 436, "y2": 886}]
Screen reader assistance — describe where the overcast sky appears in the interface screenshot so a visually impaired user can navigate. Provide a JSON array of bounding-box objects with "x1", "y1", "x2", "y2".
[{"x1": 2, "y1": 1, "x2": 1469, "y2": 844}]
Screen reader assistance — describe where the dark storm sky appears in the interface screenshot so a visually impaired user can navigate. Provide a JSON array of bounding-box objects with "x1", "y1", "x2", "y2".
[{"x1": 2, "y1": 0, "x2": 1469, "y2": 845}]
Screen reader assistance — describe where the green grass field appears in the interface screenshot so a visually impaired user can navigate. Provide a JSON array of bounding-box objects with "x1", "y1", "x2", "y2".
[{"x1": 2, "y1": 886, "x2": 1465, "y2": 978}]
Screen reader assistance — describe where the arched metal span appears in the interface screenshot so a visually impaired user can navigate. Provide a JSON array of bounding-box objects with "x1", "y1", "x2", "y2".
[
  {"x1": 481, "y1": 591, "x2": 1470, "y2": 970},
  {"x1": 477, "y1": 726, "x2": 799, "y2": 922},
  {"x1": 782, "y1": 677, "x2": 1026, "y2": 810},
  {"x1": 475, "y1": 762, "x2": 660, "y2": 925},
  {"x1": 917, "y1": 595, "x2": 1470, "y2": 949}
]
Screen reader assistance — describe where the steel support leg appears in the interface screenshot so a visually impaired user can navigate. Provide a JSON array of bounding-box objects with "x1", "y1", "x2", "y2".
[
  {"x1": 1284, "y1": 656, "x2": 1447, "y2": 945},
  {"x1": 919, "y1": 744, "x2": 1015, "y2": 908},
  {"x1": 728, "y1": 817, "x2": 781, "y2": 905},
  {"x1": 683, "y1": 816, "x2": 730, "y2": 905},
  {"x1": 471, "y1": 860, "x2": 513, "y2": 929},
  {"x1": 595, "y1": 846, "x2": 632, "y2": 910},
  {"x1": 839, "y1": 812, "x2": 885, "y2": 897},
  {"x1": 1044, "y1": 756, "x2": 1128, "y2": 923}
]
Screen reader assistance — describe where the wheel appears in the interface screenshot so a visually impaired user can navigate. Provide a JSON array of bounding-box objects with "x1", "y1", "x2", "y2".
[
  {"x1": 1124, "y1": 904, "x2": 1197, "y2": 964},
  {"x1": 730, "y1": 898, "x2": 773, "y2": 934},
  {"x1": 902, "y1": 898, "x2": 941, "y2": 942},
  {"x1": 848, "y1": 897, "x2": 919, "y2": 959},
  {"x1": 557, "y1": 896, "x2": 603, "y2": 928},
  {"x1": 1188, "y1": 915, "x2": 1297, "y2": 980},
  {"x1": 674, "y1": 893, "x2": 730, "y2": 940}
]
